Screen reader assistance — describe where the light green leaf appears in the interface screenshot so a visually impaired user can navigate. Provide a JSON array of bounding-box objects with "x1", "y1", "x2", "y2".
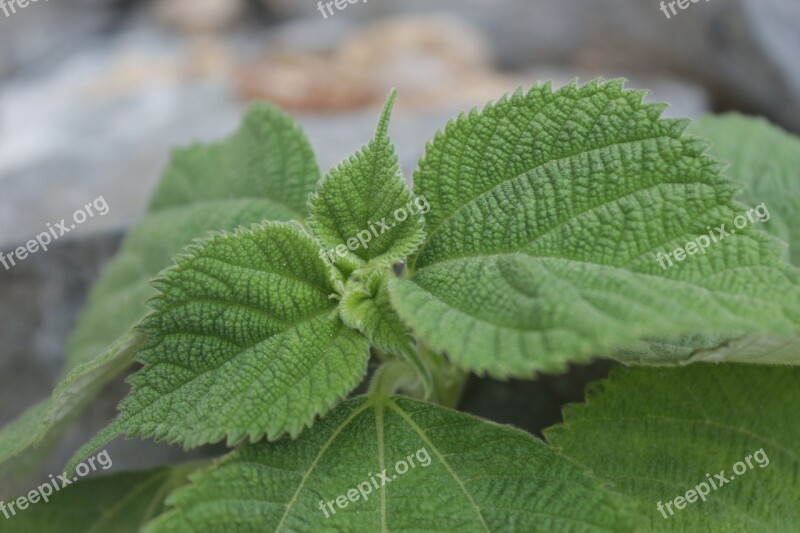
[
  {"x1": 68, "y1": 222, "x2": 369, "y2": 470},
  {"x1": 68, "y1": 102, "x2": 320, "y2": 371},
  {"x1": 66, "y1": 200, "x2": 300, "y2": 371},
  {"x1": 147, "y1": 395, "x2": 635, "y2": 532},
  {"x1": 149, "y1": 102, "x2": 320, "y2": 215},
  {"x1": 5, "y1": 465, "x2": 197, "y2": 532},
  {"x1": 687, "y1": 115, "x2": 800, "y2": 364},
  {"x1": 341, "y1": 272, "x2": 432, "y2": 395},
  {"x1": 622, "y1": 114, "x2": 800, "y2": 365},
  {"x1": 0, "y1": 102, "x2": 321, "y2": 476},
  {"x1": 0, "y1": 401, "x2": 48, "y2": 481},
  {"x1": 309, "y1": 90, "x2": 425, "y2": 268},
  {"x1": 693, "y1": 113, "x2": 800, "y2": 265},
  {"x1": 546, "y1": 364, "x2": 800, "y2": 531},
  {"x1": 390, "y1": 80, "x2": 800, "y2": 377},
  {"x1": 0, "y1": 334, "x2": 144, "y2": 483},
  {"x1": 341, "y1": 271, "x2": 415, "y2": 358}
]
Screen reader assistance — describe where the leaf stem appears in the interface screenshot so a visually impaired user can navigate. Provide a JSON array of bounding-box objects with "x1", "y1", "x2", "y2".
[{"x1": 420, "y1": 343, "x2": 468, "y2": 408}]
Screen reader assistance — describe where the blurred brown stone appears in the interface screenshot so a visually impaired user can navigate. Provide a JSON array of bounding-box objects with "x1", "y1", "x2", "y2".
[
  {"x1": 238, "y1": 52, "x2": 376, "y2": 112},
  {"x1": 151, "y1": 0, "x2": 246, "y2": 34},
  {"x1": 238, "y1": 15, "x2": 524, "y2": 112}
]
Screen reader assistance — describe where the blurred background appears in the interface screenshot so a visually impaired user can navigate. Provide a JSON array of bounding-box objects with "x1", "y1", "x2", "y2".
[{"x1": 1, "y1": 0, "x2": 798, "y2": 493}]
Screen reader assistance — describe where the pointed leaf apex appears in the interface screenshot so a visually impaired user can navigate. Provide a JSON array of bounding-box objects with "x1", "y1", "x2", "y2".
[{"x1": 376, "y1": 88, "x2": 398, "y2": 139}]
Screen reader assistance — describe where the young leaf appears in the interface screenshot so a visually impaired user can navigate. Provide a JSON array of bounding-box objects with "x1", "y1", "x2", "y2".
[
  {"x1": 546, "y1": 364, "x2": 800, "y2": 531},
  {"x1": 390, "y1": 80, "x2": 800, "y2": 377},
  {"x1": 147, "y1": 396, "x2": 635, "y2": 532},
  {"x1": 68, "y1": 222, "x2": 370, "y2": 470},
  {"x1": 0, "y1": 102, "x2": 321, "y2": 476},
  {"x1": 340, "y1": 272, "x2": 432, "y2": 394},
  {"x1": 4, "y1": 465, "x2": 197, "y2": 532},
  {"x1": 308, "y1": 90, "x2": 425, "y2": 268},
  {"x1": 340, "y1": 271, "x2": 415, "y2": 359}
]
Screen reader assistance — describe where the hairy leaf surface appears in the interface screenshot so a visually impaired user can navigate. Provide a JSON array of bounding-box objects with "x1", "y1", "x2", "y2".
[
  {"x1": 340, "y1": 272, "x2": 414, "y2": 358},
  {"x1": 309, "y1": 90, "x2": 425, "y2": 267},
  {"x1": 69, "y1": 103, "x2": 320, "y2": 371},
  {"x1": 148, "y1": 396, "x2": 634, "y2": 532},
  {"x1": 0, "y1": 103, "x2": 321, "y2": 476},
  {"x1": 546, "y1": 365, "x2": 800, "y2": 531},
  {"x1": 623, "y1": 115, "x2": 800, "y2": 365},
  {"x1": 68, "y1": 222, "x2": 369, "y2": 470},
  {"x1": 391, "y1": 80, "x2": 800, "y2": 377},
  {"x1": 693, "y1": 113, "x2": 799, "y2": 265}
]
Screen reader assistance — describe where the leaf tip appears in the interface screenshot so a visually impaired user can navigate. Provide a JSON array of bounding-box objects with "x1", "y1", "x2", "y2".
[{"x1": 377, "y1": 88, "x2": 398, "y2": 139}]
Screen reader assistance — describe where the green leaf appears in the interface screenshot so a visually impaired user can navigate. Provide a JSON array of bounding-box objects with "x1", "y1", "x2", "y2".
[
  {"x1": 0, "y1": 334, "x2": 144, "y2": 483},
  {"x1": 148, "y1": 102, "x2": 320, "y2": 215},
  {"x1": 68, "y1": 222, "x2": 370, "y2": 470},
  {"x1": 66, "y1": 200, "x2": 301, "y2": 371},
  {"x1": 0, "y1": 102, "x2": 321, "y2": 476},
  {"x1": 692, "y1": 113, "x2": 800, "y2": 265},
  {"x1": 147, "y1": 395, "x2": 635, "y2": 532},
  {"x1": 0, "y1": 401, "x2": 48, "y2": 481},
  {"x1": 341, "y1": 271, "x2": 415, "y2": 358},
  {"x1": 546, "y1": 364, "x2": 800, "y2": 531},
  {"x1": 68, "y1": 102, "x2": 321, "y2": 371},
  {"x1": 341, "y1": 272, "x2": 433, "y2": 395},
  {"x1": 685, "y1": 115, "x2": 800, "y2": 364},
  {"x1": 308, "y1": 90, "x2": 426, "y2": 268},
  {"x1": 622, "y1": 114, "x2": 800, "y2": 365},
  {"x1": 4, "y1": 465, "x2": 197, "y2": 532},
  {"x1": 390, "y1": 80, "x2": 800, "y2": 377}
]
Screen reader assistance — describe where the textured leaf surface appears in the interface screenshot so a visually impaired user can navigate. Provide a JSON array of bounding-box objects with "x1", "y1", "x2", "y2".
[
  {"x1": 148, "y1": 395, "x2": 634, "y2": 532},
  {"x1": 391, "y1": 80, "x2": 800, "y2": 377},
  {"x1": 684, "y1": 115, "x2": 800, "y2": 364},
  {"x1": 341, "y1": 272, "x2": 414, "y2": 358},
  {"x1": 309, "y1": 90, "x2": 425, "y2": 267},
  {"x1": 68, "y1": 103, "x2": 320, "y2": 372},
  {"x1": 546, "y1": 364, "x2": 800, "y2": 531},
  {"x1": 0, "y1": 103, "x2": 321, "y2": 476},
  {"x1": 5, "y1": 465, "x2": 196, "y2": 533},
  {"x1": 623, "y1": 114, "x2": 800, "y2": 365},
  {"x1": 693, "y1": 113, "x2": 800, "y2": 265},
  {"x1": 340, "y1": 272, "x2": 431, "y2": 392},
  {"x1": 68, "y1": 222, "x2": 369, "y2": 470}
]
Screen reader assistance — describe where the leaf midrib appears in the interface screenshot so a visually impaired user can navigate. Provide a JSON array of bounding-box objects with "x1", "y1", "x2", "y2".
[{"x1": 273, "y1": 399, "x2": 372, "y2": 532}]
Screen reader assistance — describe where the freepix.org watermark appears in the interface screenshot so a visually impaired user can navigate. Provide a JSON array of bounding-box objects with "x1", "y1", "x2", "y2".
[
  {"x1": 0, "y1": 0, "x2": 49, "y2": 18},
  {"x1": 318, "y1": 446, "x2": 432, "y2": 518},
  {"x1": 319, "y1": 194, "x2": 429, "y2": 266},
  {"x1": 656, "y1": 448, "x2": 769, "y2": 519},
  {"x1": 655, "y1": 203, "x2": 770, "y2": 271},
  {"x1": 1, "y1": 450, "x2": 113, "y2": 520},
  {"x1": 659, "y1": 0, "x2": 711, "y2": 20},
  {"x1": 317, "y1": 0, "x2": 367, "y2": 20},
  {"x1": 0, "y1": 195, "x2": 110, "y2": 272}
]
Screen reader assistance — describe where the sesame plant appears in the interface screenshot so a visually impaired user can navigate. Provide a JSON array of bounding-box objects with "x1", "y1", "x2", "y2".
[{"x1": 1, "y1": 80, "x2": 799, "y2": 532}]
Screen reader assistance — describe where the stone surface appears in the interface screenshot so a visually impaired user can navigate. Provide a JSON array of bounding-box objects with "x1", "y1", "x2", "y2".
[
  {"x1": 150, "y1": 0, "x2": 246, "y2": 34},
  {"x1": 262, "y1": 0, "x2": 800, "y2": 130}
]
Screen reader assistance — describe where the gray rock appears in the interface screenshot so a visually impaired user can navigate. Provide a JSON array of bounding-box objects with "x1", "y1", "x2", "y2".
[{"x1": 265, "y1": 0, "x2": 800, "y2": 131}]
